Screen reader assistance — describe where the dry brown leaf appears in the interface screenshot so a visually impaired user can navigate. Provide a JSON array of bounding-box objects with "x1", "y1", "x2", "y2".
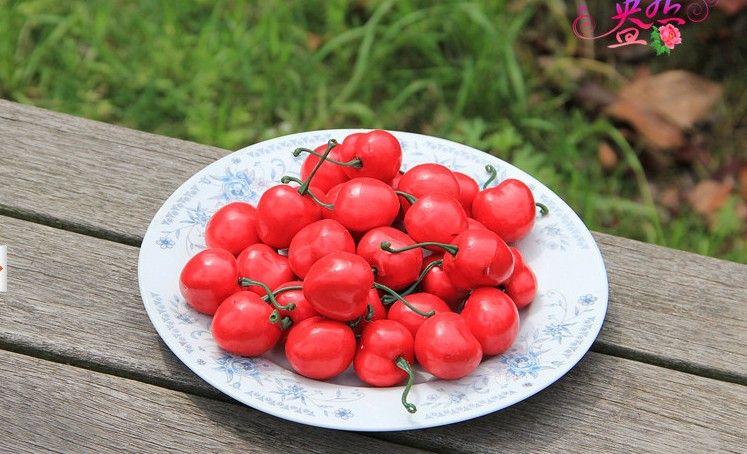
[
  {"x1": 606, "y1": 98, "x2": 685, "y2": 150},
  {"x1": 718, "y1": 0, "x2": 747, "y2": 15},
  {"x1": 622, "y1": 70, "x2": 723, "y2": 129},
  {"x1": 597, "y1": 142, "x2": 618, "y2": 170},
  {"x1": 687, "y1": 179, "x2": 734, "y2": 217},
  {"x1": 606, "y1": 70, "x2": 723, "y2": 150}
]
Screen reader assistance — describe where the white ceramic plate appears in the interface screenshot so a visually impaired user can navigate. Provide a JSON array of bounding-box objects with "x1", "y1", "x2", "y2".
[{"x1": 138, "y1": 129, "x2": 609, "y2": 431}]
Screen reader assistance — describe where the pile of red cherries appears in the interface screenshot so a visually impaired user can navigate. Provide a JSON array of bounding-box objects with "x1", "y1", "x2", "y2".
[{"x1": 179, "y1": 130, "x2": 544, "y2": 413}]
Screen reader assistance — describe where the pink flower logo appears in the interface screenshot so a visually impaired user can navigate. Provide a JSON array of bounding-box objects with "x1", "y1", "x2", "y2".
[
  {"x1": 650, "y1": 24, "x2": 682, "y2": 56},
  {"x1": 659, "y1": 24, "x2": 682, "y2": 49}
]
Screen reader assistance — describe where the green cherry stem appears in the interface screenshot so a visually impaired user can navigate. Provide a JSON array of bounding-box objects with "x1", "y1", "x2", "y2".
[
  {"x1": 373, "y1": 282, "x2": 435, "y2": 317},
  {"x1": 482, "y1": 164, "x2": 498, "y2": 189},
  {"x1": 239, "y1": 278, "x2": 296, "y2": 311},
  {"x1": 365, "y1": 303, "x2": 375, "y2": 321},
  {"x1": 395, "y1": 190, "x2": 417, "y2": 205},
  {"x1": 536, "y1": 202, "x2": 549, "y2": 216},
  {"x1": 297, "y1": 139, "x2": 338, "y2": 195},
  {"x1": 380, "y1": 240, "x2": 458, "y2": 257},
  {"x1": 280, "y1": 176, "x2": 334, "y2": 209},
  {"x1": 262, "y1": 285, "x2": 304, "y2": 302},
  {"x1": 279, "y1": 316, "x2": 293, "y2": 331},
  {"x1": 292, "y1": 146, "x2": 362, "y2": 168},
  {"x1": 382, "y1": 259, "x2": 444, "y2": 304},
  {"x1": 395, "y1": 357, "x2": 417, "y2": 414},
  {"x1": 269, "y1": 309, "x2": 280, "y2": 323},
  {"x1": 347, "y1": 316, "x2": 363, "y2": 330}
]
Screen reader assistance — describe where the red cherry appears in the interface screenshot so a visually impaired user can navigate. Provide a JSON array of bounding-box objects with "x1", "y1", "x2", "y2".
[
  {"x1": 505, "y1": 263, "x2": 538, "y2": 309},
  {"x1": 256, "y1": 184, "x2": 321, "y2": 249},
  {"x1": 237, "y1": 244, "x2": 295, "y2": 297},
  {"x1": 179, "y1": 248, "x2": 240, "y2": 315},
  {"x1": 300, "y1": 144, "x2": 349, "y2": 193},
  {"x1": 355, "y1": 289, "x2": 388, "y2": 334},
  {"x1": 452, "y1": 171, "x2": 480, "y2": 216},
  {"x1": 303, "y1": 251, "x2": 374, "y2": 321},
  {"x1": 404, "y1": 193, "x2": 468, "y2": 249},
  {"x1": 334, "y1": 177, "x2": 400, "y2": 233},
  {"x1": 357, "y1": 227, "x2": 423, "y2": 291},
  {"x1": 472, "y1": 179, "x2": 536, "y2": 243},
  {"x1": 414, "y1": 312, "x2": 482, "y2": 380},
  {"x1": 338, "y1": 130, "x2": 402, "y2": 182},
  {"x1": 285, "y1": 316, "x2": 356, "y2": 380},
  {"x1": 420, "y1": 254, "x2": 468, "y2": 310},
  {"x1": 211, "y1": 291, "x2": 281, "y2": 357},
  {"x1": 205, "y1": 202, "x2": 259, "y2": 256},
  {"x1": 387, "y1": 292, "x2": 451, "y2": 338},
  {"x1": 354, "y1": 319, "x2": 415, "y2": 387},
  {"x1": 398, "y1": 163, "x2": 460, "y2": 210},
  {"x1": 461, "y1": 287, "x2": 519, "y2": 356},
  {"x1": 441, "y1": 229, "x2": 515, "y2": 289},
  {"x1": 274, "y1": 281, "x2": 319, "y2": 326},
  {"x1": 288, "y1": 219, "x2": 355, "y2": 278}
]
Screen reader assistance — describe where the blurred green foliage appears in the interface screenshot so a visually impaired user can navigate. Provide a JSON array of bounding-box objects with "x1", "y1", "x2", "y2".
[{"x1": 0, "y1": 0, "x2": 744, "y2": 262}]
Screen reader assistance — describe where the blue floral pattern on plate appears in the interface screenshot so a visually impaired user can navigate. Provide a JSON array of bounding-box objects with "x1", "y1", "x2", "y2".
[{"x1": 138, "y1": 129, "x2": 609, "y2": 431}]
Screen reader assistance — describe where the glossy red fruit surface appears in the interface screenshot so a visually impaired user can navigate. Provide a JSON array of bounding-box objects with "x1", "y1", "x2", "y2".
[
  {"x1": 334, "y1": 177, "x2": 399, "y2": 233},
  {"x1": 205, "y1": 202, "x2": 259, "y2": 256},
  {"x1": 285, "y1": 316, "x2": 356, "y2": 380},
  {"x1": 472, "y1": 178, "x2": 536, "y2": 243},
  {"x1": 338, "y1": 130, "x2": 402, "y2": 182},
  {"x1": 237, "y1": 244, "x2": 295, "y2": 297},
  {"x1": 179, "y1": 248, "x2": 240, "y2": 315},
  {"x1": 398, "y1": 163, "x2": 460, "y2": 210},
  {"x1": 452, "y1": 171, "x2": 480, "y2": 216},
  {"x1": 300, "y1": 143, "x2": 349, "y2": 193},
  {"x1": 442, "y1": 229, "x2": 515, "y2": 289},
  {"x1": 211, "y1": 291, "x2": 281, "y2": 357},
  {"x1": 404, "y1": 193, "x2": 468, "y2": 248},
  {"x1": 356, "y1": 227, "x2": 422, "y2": 291},
  {"x1": 420, "y1": 254, "x2": 468, "y2": 310},
  {"x1": 414, "y1": 312, "x2": 483, "y2": 380},
  {"x1": 387, "y1": 292, "x2": 451, "y2": 338},
  {"x1": 256, "y1": 184, "x2": 321, "y2": 249},
  {"x1": 303, "y1": 251, "x2": 374, "y2": 321},
  {"x1": 354, "y1": 319, "x2": 415, "y2": 387},
  {"x1": 288, "y1": 219, "x2": 355, "y2": 278},
  {"x1": 461, "y1": 287, "x2": 519, "y2": 356}
]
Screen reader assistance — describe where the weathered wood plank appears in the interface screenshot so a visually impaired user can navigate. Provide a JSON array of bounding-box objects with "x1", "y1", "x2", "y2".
[
  {"x1": 0, "y1": 215, "x2": 745, "y2": 452},
  {"x1": 1, "y1": 100, "x2": 746, "y2": 379},
  {"x1": 0, "y1": 99, "x2": 225, "y2": 242},
  {"x1": 0, "y1": 350, "x2": 427, "y2": 454},
  {"x1": 384, "y1": 352, "x2": 746, "y2": 453},
  {"x1": 592, "y1": 231, "x2": 747, "y2": 382}
]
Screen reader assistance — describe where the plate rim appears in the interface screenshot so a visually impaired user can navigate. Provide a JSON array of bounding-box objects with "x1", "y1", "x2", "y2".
[{"x1": 138, "y1": 128, "x2": 609, "y2": 431}]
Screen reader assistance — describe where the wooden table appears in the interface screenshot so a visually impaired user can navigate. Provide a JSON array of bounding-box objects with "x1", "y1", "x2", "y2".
[{"x1": 1, "y1": 99, "x2": 745, "y2": 453}]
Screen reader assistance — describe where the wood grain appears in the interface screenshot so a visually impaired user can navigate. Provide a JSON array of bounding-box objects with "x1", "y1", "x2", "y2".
[
  {"x1": 0, "y1": 215, "x2": 745, "y2": 452},
  {"x1": 1, "y1": 100, "x2": 746, "y2": 380},
  {"x1": 0, "y1": 99, "x2": 224, "y2": 242},
  {"x1": 0, "y1": 350, "x2": 427, "y2": 454},
  {"x1": 593, "y1": 231, "x2": 747, "y2": 382}
]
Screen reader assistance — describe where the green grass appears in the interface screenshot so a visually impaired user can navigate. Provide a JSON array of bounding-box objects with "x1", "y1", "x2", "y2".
[{"x1": 1, "y1": 0, "x2": 744, "y2": 263}]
